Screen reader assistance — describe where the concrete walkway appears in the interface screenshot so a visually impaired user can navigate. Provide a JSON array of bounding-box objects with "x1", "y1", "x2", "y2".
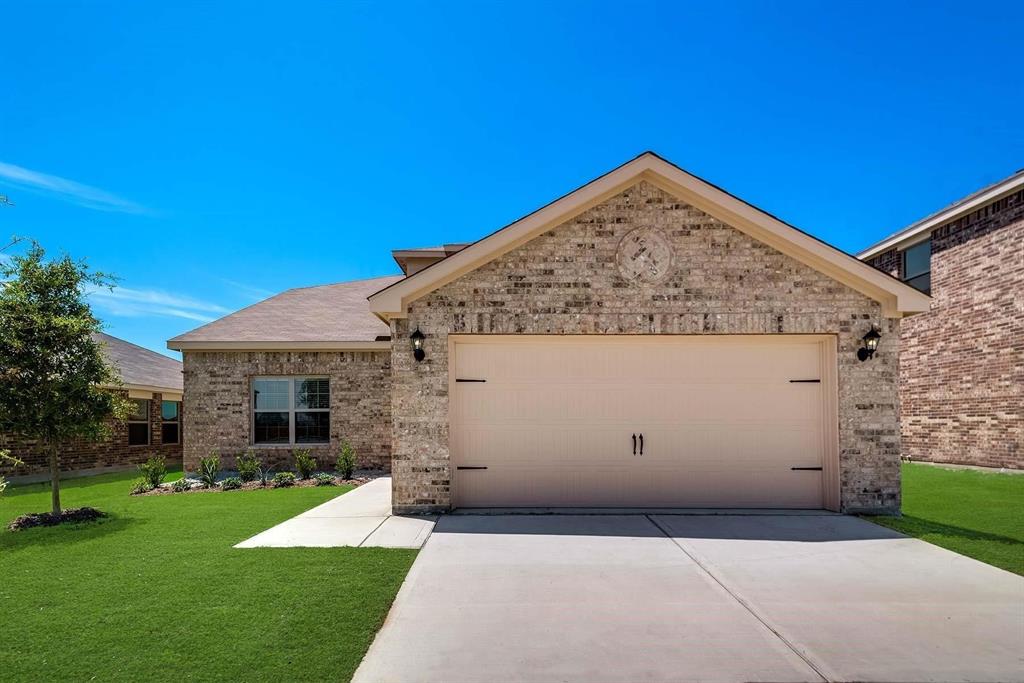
[
  {"x1": 353, "y1": 513, "x2": 1024, "y2": 683},
  {"x1": 234, "y1": 477, "x2": 435, "y2": 549}
]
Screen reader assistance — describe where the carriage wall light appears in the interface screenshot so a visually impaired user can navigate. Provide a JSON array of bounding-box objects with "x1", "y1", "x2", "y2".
[
  {"x1": 857, "y1": 326, "x2": 881, "y2": 362},
  {"x1": 410, "y1": 327, "x2": 425, "y2": 362}
]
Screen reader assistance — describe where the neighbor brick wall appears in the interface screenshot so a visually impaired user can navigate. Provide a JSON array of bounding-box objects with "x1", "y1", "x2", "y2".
[
  {"x1": 181, "y1": 350, "x2": 392, "y2": 472},
  {"x1": 867, "y1": 190, "x2": 1023, "y2": 469},
  {"x1": 0, "y1": 390, "x2": 183, "y2": 479},
  {"x1": 392, "y1": 181, "x2": 901, "y2": 514}
]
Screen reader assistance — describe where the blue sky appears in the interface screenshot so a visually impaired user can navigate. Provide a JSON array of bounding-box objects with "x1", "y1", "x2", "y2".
[{"x1": 1, "y1": 1, "x2": 1021, "y2": 358}]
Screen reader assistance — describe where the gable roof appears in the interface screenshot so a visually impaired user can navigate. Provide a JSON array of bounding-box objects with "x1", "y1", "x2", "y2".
[
  {"x1": 167, "y1": 275, "x2": 402, "y2": 351},
  {"x1": 369, "y1": 151, "x2": 931, "y2": 319},
  {"x1": 94, "y1": 332, "x2": 183, "y2": 392},
  {"x1": 857, "y1": 168, "x2": 1024, "y2": 260}
]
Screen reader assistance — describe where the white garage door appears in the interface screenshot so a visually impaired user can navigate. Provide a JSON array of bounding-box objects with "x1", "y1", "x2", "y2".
[{"x1": 450, "y1": 335, "x2": 836, "y2": 509}]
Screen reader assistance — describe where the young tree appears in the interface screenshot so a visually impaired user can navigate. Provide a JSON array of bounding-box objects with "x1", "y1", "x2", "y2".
[{"x1": 0, "y1": 242, "x2": 130, "y2": 516}]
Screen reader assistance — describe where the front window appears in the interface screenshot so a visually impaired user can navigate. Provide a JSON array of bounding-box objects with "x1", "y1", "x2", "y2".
[
  {"x1": 252, "y1": 377, "x2": 330, "y2": 445},
  {"x1": 902, "y1": 238, "x2": 931, "y2": 294},
  {"x1": 161, "y1": 400, "x2": 181, "y2": 445},
  {"x1": 127, "y1": 399, "x2": 150, "y2": 446}
]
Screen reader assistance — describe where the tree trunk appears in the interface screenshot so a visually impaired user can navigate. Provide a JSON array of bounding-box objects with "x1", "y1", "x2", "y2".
[{"x1": 48, "y1": 439, "x2": 61, "y2": 517}]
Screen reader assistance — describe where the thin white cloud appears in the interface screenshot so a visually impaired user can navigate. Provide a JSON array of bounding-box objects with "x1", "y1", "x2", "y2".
[
  {"x1": 0, "y1": 161, "x2": 150, "y2": 214},
  {"x1": 221, "y1": 278, "x2": 276, "y2": 302},
  {"x1": 87, "y1": 285, "x2": 230, "y2": 323}
]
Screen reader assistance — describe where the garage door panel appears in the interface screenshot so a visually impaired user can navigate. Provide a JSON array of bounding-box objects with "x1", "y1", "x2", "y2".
[{"x1": 452, "y1": 336, "x2": 829, "y2": 509}]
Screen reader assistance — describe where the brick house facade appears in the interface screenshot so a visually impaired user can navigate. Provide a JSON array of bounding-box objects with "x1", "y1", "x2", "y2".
[
  {"x1": 171, "y1": 153, "x2": 929, "y2": 514},
  {"x1": 862, "y1": 177, "x2": 1023, "y2": 469},
  {"x1": 1, "y1": 333, "x2": 184, "y2": 481}
]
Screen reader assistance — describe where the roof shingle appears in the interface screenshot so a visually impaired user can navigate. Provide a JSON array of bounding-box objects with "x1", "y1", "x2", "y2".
[{"x1": 94, "y1": 332, "x2": 183, "y2": 392}]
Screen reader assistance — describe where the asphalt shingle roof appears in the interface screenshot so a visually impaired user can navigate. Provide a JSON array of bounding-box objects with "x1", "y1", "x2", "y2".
[
  {"x1": 94, "y1": 332, "x2": 183, "y2": 391},
  {"x1": 168, "y1": 275, "x2": 402, "y2": 345}
]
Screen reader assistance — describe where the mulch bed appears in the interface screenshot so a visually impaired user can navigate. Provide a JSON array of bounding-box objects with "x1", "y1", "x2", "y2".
[
  {"x1": 8, "y1": 507, "x2": 107, "y2": 532},
  {"x1": 132, "y1": 476, "x2": 372, "y2": 496}
]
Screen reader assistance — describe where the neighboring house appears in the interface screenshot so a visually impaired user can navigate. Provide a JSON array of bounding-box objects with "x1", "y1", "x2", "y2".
[
  {"x1": 1, "y1": 332, "x2": 184, "y2": 481},
  {"x1": 860, "y1": 170, "x2": 1023, "y2": 470},
  {"x1": 169, "y1": 152, "x2": 929, "y2": 514}
]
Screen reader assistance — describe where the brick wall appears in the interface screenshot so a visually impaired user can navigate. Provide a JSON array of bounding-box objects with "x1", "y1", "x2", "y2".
[
  {"x1": 867, "y1": 191, "x2": 1023, "y2": 469},
  {"x1": 392, "y1": 181, "x2": 901, "y2": 514},
  {"x1": 0, "y1": 390, "x2": 183, "y2": 479},
  {"x1": 181, "y1": 350, "x2": 392, "y2": 472}
]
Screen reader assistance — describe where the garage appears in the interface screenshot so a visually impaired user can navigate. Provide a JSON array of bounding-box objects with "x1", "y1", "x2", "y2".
[{"x1": 450, "y1": 335, "x2": 839, "y2": 510}]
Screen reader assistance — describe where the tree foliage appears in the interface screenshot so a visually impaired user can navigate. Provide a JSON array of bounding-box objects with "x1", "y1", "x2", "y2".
[{"x1": 0, "y1": 242, "x2": 130, "y2": 514}]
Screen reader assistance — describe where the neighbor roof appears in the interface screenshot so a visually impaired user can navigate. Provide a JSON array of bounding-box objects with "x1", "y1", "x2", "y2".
[
  {"x1": 858, "y1": 168, "x2": 1024, "y2": 260},
  {"x1": 167, "y1": 275, "x2": 403, "y2": 351},
  {"x1": 94, "y1": 332, "x2": 183, "y2": 392},
  {"x1": 369, "y1": 151, "x2": 931, "y2": 319}
]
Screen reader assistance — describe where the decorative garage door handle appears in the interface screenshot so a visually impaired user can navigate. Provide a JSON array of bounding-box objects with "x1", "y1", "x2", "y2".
[
  {"x1": 639, "y1": 433, "x2": 644, "y2": 456},
  {"x1": 632, "y1": 433, "x2": 637, "y2": 455}
]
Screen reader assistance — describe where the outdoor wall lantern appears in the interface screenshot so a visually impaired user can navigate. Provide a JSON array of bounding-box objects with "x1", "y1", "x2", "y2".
[
  {"x1": 410, "y1": 327, "x2": 425, "y2": 362},
  {"x1": 857, "y1": 326, "x2": 881, "y2": 362}
]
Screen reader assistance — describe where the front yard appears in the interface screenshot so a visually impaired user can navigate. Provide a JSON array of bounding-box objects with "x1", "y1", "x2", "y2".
[
  {"x1": 0, "y1": 470, "x2": 416, "y2": 682},
  {"x1": 868, "y1": 462, "x2": 1024, "y2": 576}
]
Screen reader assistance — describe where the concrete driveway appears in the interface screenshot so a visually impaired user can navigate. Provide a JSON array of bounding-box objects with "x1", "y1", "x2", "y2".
[{"x1": 353, "y1": 513, "x2": 1024, "y2": 683}]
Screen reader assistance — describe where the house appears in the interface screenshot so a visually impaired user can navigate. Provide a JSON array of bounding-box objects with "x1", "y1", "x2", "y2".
[
  {"x1": 169, "y1": 152, "x2": 929, "y2": 514},
  {"x1": 860, "y1": 170, "x2": 1023, "y2": 470},
  {"x1": 1, "y1": 332, "x2": 184, "y2": 482}
]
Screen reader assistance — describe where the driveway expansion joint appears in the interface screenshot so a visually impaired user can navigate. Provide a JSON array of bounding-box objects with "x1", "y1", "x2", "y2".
[{"x1": 644, "y1": 514, "x2": 832, "y2": 683}]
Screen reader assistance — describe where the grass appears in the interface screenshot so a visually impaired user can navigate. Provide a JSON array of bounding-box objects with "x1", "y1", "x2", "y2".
[
  {"x1": 0, "y1": 469, "x2": 417, "y2": 682},
  {"x1": 867, "y1": 462, "x2": 1024, "y2": 576}
]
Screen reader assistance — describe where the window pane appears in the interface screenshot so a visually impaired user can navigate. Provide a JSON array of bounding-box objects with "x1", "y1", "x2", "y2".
[
  {"x1": 128, "y1": 422, "x2": 150, "y2": 446},
  {"x1": 295, "y1": 378, "x2": 329, "y2": 410},
  {"x1": 295, "y1": 411, "x2": 329, "y2": 444},
  {"x1": 161, "y1": 423, "x2": 180, "y2": 445},
  {"x1": 253, "y1": 379, "x2": 290, "y2": 410},
  {"x1": 906, "y1": 272, "x2": 931, "y2": 295},
  {"x1": 129, "y1": 399, "x2": 150, "y2": 422},
  {"x1": 904, "y1": 240, "x2": 931, "y2": 279},
  {"x1": 161, "y1": 400, "x2": 180, "y2": 421},
  {"x1": 254, "y1": 412, "x2": 290, "y2": 444}
]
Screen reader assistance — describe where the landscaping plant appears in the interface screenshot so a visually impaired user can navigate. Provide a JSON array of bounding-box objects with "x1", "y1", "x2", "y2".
[
  {"x1": 171, "y1": 477, "x2": 192, "y2": 493},
  {"x1": 220, "y1": 476, "x2": 242, "y2": 491},
  {"x1": 236, "y1": 448, "x2": 260, "y2": 482},
  {"x1": 0, "y1": 449, "x2": 23, "y2": 498},
  {"x1": 257, "y1": 465, "x2": 272, "y2": 488},
  {"x1": 313, "y1": 472, "x2": 335, "y2": 486},
  {"x1": 138, "y1": 455, "x2": 167, "y2": 489},
  {"x1": 271, "y1": 471, "x2": 296, "y2": 488},
  {"x1": 293, "y1": 449, "x2": 316, "y2": 479},
  {"x1": 197, "y1": 454, "x2": 220, "y2": 488},
  {"x1": 0, "y1": 241, "x2": 132, "y2": 517},
  {"x1": 336, "y1": 439, "x2": 356, "y2": 480},
  {"x1": 130, "y1": 479, "x2": 153, "y2": 495}
]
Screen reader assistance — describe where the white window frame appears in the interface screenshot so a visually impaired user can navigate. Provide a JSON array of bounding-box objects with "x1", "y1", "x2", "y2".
[
  {"x1": 127, "y1": 398, "x2": 151, "y2": 447},
  {"x1": 251, "y1": 376, "x2": 330, "y2": 446}
]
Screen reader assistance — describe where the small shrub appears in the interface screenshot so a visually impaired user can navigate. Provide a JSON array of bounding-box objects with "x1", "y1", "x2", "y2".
[
  {"x1": 257, "y1": 465, "x2": 272, "y2": 488},
  {"x1": 293, "y1": 449, "x2": 316, "y2": 479},
  {"x1": 0, "y1": 475, "x2": 7, "y2": 497},
  {"x1": 130, "y1": 478, "x2": 153, "y2": 495},
  {"x1": 197, "y1": 454, "x2": 220, "y2": 488},
  {"x1": 1, "y1": 449, "x2": 22, "y2": 499},
  {"x1": 237, "y1": 449, "x2": 260, "y2": 482},
  {"x1": 272, "y1": 472, "x2": 296, "y2": 488},
  {"x1": 138, "y1": 455, "x2": 167, "y2": 489},
  {"x1": 336, "y1": 440, "x2": 356, "y2": 479},
  {"x1": 220, "y1": 476, "x2": 242, "y2": 491},
  {"x1": 313, "y1": 472, "x2": 335, "y2": 486},
  {"x1": 171, "y1": 477, "x2": 191, "y2": 493}
]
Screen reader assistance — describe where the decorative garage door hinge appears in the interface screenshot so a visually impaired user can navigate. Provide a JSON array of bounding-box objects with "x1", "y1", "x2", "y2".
[
  {"x1": 456, "y1": 466, "x2": 488, "y2": 470},
  {"x1": 791, "y1": 466, "x2": 823, "y2": 471},
  {"x1": 788, "y1": 379, "x2": 821, "y2": 383},
  {"x1": 455, "y1": 378, "x2": 487, "y2": 382}
]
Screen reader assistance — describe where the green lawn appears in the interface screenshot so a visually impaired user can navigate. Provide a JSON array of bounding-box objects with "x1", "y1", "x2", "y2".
[
  {"x1": 868, "y1": 462, "x2": 1024, "y2": 576},
  {"x1": 0, "y1": 470, "x2": 417, "y2": 682}
]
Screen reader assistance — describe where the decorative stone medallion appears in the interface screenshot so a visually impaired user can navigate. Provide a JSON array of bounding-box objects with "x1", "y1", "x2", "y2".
[{"x1": 616, "y1": 227, "x2": 674, "y2": 285}]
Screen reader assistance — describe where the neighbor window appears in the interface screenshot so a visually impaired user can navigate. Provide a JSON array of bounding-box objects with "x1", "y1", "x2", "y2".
[
  {"x1": 902, "y1": 238, "x2": 931, "y2": 294},
  {"x1": 252, "y1": 377, "x2": 330, "y2": 445},
  {"x1": 127, "y1": 399, "x2": 150, "y2": 446},
  {"x1": 161, "y1": 400, "x2": 181, "y2": 445}
]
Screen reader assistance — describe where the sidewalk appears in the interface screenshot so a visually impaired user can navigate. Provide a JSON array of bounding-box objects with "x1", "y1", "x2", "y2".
[{"x1": 234, "y1": 477, "x2": 436, "y2": 549}]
